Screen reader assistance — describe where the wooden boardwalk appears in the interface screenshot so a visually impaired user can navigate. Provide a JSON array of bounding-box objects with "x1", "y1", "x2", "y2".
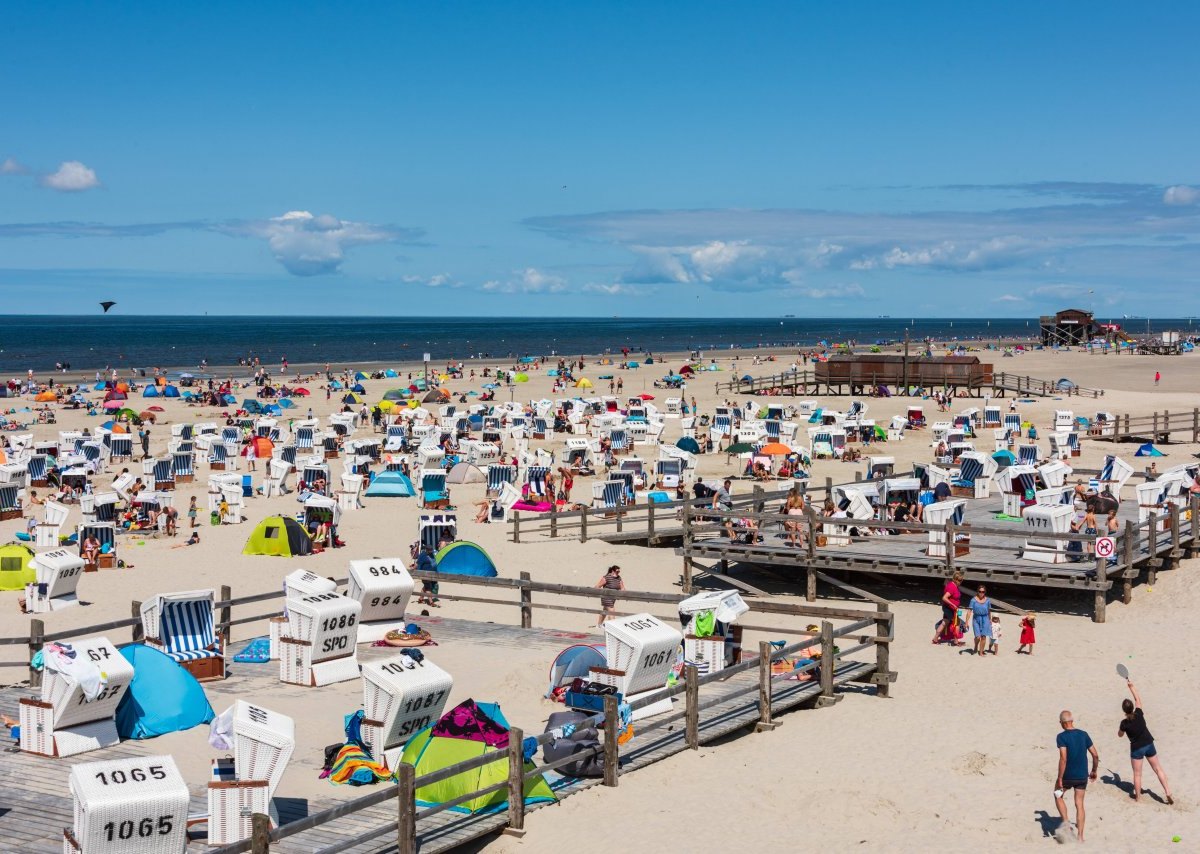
[
  {"x1": 714, "y1": 368, "x2": 1104, "y2": 398},
  {"x1": 0, "y1": 616, "x2": 877, "y2": 854}
]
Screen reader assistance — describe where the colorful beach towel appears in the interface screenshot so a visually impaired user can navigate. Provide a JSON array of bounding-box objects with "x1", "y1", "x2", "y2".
[
  {"x1": 329, "y1": 743, "x2": 393, "y2": 785},
  {"x1": 232, "y1": 637, "x2": 271, "y2": 663}
]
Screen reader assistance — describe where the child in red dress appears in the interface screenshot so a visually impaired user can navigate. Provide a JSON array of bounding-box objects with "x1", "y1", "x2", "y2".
[{"x1": 1016, "y1": 612, "x2": 1036, "y2": 654}]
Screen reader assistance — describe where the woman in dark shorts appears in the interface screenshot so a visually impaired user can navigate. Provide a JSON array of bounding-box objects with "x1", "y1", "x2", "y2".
[
  {"x1": 1118, "y1": 679, "x2": 1174, "y2": 804},
  {"x1": 932, "y1": 570, "x2": 964, "y2": 645}
]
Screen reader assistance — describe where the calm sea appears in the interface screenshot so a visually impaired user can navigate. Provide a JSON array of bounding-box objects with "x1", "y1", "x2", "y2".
[{"x1": 0, "y1": 315, "x2": 1188, "y2": 373}]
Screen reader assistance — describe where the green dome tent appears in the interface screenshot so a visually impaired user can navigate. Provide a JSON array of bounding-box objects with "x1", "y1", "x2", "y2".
[
  {"x1": 243, "y1": 516, "x2": 313, "y2": 557},
  {"x1": 401, "y1": 700, "x2": 555, "y2": 814},
  {"x1": 0, "y1": 543, "x2": 35, "y2": 591}
]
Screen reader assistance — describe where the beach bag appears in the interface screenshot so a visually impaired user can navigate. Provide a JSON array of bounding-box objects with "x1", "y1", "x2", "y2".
[{"x1": 210, "y1": 510, "x2": 221, "y2": 526}]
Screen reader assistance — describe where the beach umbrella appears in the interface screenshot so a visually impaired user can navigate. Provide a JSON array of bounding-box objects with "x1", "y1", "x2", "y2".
[
  {"x1": 377, "y1": 400, "x2": 396, "y2": 411},
  {"x1": 676, "y1": 437, "x2": 700, "y2": 454},
  {"x1": 139, "y1": 411, "x2": 157, "y2": 423},
  {"x1": 100, "y1": 420, "x2": 116, "y2": 430},
  {"x1": 758, "y1": 442, "x2": 792, "y2": 456},
  {"x1": 725, "y1": 442, "x2": 755, "y2": 455}
]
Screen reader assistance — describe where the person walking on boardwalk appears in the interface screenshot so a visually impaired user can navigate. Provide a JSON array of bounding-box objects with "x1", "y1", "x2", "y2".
[
  {"x1": 1118, "y1": 679, "x2": 1174, "y2": 804},
  {"x1": 1054, "y1": 710, "x2": 1099, "y2": 843},
  {"x1": 595, "y1": 564, "x2": 624, "y2": 626}
]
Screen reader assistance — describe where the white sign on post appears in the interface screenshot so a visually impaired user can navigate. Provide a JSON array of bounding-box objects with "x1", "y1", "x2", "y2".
[{"x1": 1095, "y1": 536, "x2": 1116, "y2": 559}]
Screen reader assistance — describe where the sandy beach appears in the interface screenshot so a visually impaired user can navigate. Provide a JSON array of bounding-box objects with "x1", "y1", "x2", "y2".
[{"x1": 3, "y1": 344, "x2": 1198, "y2": 851}]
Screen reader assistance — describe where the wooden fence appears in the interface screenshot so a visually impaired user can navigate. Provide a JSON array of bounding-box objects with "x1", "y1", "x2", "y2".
[
  {"x1": 1090, "y1": 408, "x2": 1200, "y2": 444},
  {"x1": 713, "y1": 369, "x2": 1104, "y2": 398}
]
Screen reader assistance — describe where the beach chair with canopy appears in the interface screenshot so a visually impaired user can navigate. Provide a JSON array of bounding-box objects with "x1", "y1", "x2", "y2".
[
  {"x1": 420, "y1": 471, "x2": 450, "y2": 509},
  {"x1": 952, "y1": 451, "x2": 997, "y2": 498},
  {"x1": 172, "y1": 449, "x2": 195, "y2": 482},
  {"x1": 655, "y1": 458, "x2": 683, "y2": 489},
  {"x1": 1003, "y1": 413, "x2": 1022, "y2": 434},
  {"x1": 1099, "y1": 454, "x2": 1134, "y2": 497},
  {"x1": 24, "y1": 548, "x2": 84, "y2": 613},
  {"x1": 209, "y1": 441, "x2": 229, "y2": 470},
  {"x1": 35, "y1": 500, "x2": 71, "y2": 548},
  {"x1": 141, "y1": 589, "x2": 225, "y2": 682},
  {"x1": 0, "y1": 484, "x2": 22, "y2": 521},
  {"x1": 1020, "y1": 503, "x2": 1075, "y2": 563},
  {"x1": 361, "y1": 654, "x2": 453, "y2": 769},
  {"x1": 592, "y1": 479, "x2": 625, "y2": 512},
  {"x1": 152, "y1": 458, "x2": 175, "y2": 491},
  {"x1": 524, "y1": 465, "x2": 550, "y2": 499},
  {"x1": 925, "y1": 499, "x2": 969, "y2": 557},
  {"x1": 26, "y1": 453, "x2": 49, "y2": 487},
  {"x1": 1017, "y1": 444, "x2": 1040, "y2": 466},
  {"x1": 419, "y1": 513, "x2": 457, "y2": 552},
  {"x1": 983, "y1": 404, "x2": 1002, "y2": 427},
  {"x1": 19, "y1": 634, "x2": 135, "y2": 758},
  {"x1": 207, "y1": 701, "x2": 295, "y2": 843}
]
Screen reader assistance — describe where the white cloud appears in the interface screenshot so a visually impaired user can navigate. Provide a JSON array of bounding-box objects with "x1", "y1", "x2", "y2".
[
  {"x1": 582, "y1": 282, "x2": 650, "y2": 296},
  {"x1": 219, "y1": 210, "x2": 417, "y2": 276},
  {"x1": 1, "y1": 157, "x2": 27, "y2": 175},
  {"x1": 993, "y1": 294, "x2": 1026, "y2": 303},
  {"x1": 403, "y1": 272, "x2": 462, "y2": 289},
  {"x1": 793, "y1": 283, "x2": 866, "y2": 299},
  {"x1": 1163, "y1": 185, "x2": 1199, "y2": 206},
  {"x1": 39, "y1": 160, "x2": 100, "y2": 192},
  {"x1": 481, "y1": 267, "x2": 570, "y2": 294}
]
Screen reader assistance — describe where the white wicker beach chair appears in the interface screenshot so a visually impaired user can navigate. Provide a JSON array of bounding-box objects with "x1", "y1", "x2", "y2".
[
  {"x1": 361, "y1": 655, "x2": 453, "y2": 768},
  {"x1": 64, "y1": 755, "x2": 188, "y2": 853}
]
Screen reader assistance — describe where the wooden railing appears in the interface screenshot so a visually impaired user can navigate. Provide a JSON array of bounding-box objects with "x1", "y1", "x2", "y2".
[
  {"x1": 1090, "y1": 408, "x2": 1200, "y2": 444},
  {"x1": 715, "y1": 369, "x2": 1105, "y2": 398}
]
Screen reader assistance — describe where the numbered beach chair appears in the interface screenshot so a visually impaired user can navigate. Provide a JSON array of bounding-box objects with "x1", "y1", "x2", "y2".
[
  {"x1": 278, "y1": 592, "x2": 362, "y2": 687},
  {"x1": 24, "y1": 548, "x2": 85, "y2": 613},
  {"x1": 140, "y1": 590, "x2": 226, "y2": 682},
  {"x1": 362, "y1": 655, "x2": 453, "y2": 768},
  {"x1": 19, "y1": 635, "x2": 134, "y2": 758},
  {"x1": 1021, "y1": 503, "x2": 1075, "y2": 563},
  {"x1": 208, "y1": 701, "x2": 295, "y2": 844},
  {"x1": 348, "y1": 557, "x2": 414, "y2": 642},
  {"x1": 589, "y1": 614, "x2": 682, "y2": 719},
  {"x1": 63, "y1": 756, "x2": 189, "y2": 853}
]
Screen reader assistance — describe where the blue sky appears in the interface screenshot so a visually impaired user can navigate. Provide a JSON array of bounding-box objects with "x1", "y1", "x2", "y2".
[{"x1": 2, "y1": 2, "x2": 1199, "y2": 317}]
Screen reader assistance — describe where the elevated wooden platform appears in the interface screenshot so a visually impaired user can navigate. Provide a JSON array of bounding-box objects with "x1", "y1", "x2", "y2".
[{"x1": 0, "y1": 615, "x2": 879, "y2": 854}]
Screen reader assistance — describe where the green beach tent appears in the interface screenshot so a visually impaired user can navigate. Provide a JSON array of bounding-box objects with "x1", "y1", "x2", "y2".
[
  {"x1": 242, "y1": 515, "x2": 313, "y2": 557},
  {"x1": 401, "y1": 700, "x2": 555, "y2": 814},
  {"x1": 0, "y1": 543, "x2": 36, "y2": 591}
]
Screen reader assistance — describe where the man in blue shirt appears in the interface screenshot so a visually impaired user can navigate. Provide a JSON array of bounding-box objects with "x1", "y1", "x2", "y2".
[{"x1": 1054, "y1": 710, "x2": 1099, "y2": 843}]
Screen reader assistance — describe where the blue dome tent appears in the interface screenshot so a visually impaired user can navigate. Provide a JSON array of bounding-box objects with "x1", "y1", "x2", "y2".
[
  {"x1": 115, "y1": 644, "x2": 215, "y2": 739},
  {"x1": 364, "y1": 470, "x2": 416, "y2": 497},
  {"x1": 142, "y1": 386, "x2": 159, "y2": 398},
  {"x1": 435, "y1": 541, "x2": 498, "y2": 577}
]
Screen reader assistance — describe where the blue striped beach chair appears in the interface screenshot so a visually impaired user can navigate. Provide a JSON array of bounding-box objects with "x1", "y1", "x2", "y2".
[
  {"x1": 486, "y1": 464, "x2": 516, "y2": 498},
  {"x1": 525, "y1": 466, "x2": 550, "y2": 498},
  {"x1": 141, "y1": 589, "x2": 225, "y2": 682},
  {"x1": 153, "y1": 458, "x2": 175, "y2": 491}
]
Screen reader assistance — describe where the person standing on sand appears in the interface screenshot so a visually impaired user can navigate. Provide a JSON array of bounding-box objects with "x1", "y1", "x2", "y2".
[
  {"x1": 969, "y1": 585, "x2": 992, "y2": 658},
  {"x1": 1117, "y1": 679, "x2": 1173, "y2": 804},
  {"x1": 1154, "y1": 371, "x2": 1160, "y2": 386},
  {"x1": 595, "y1": 564, "x2": 624, "y2": 625},
  {"x1": 932, "y1": 570, "x2": 964, "y2": 645},
  {"x1": 1054, "y1": 710, "x2": 1098, "y2": 843}
]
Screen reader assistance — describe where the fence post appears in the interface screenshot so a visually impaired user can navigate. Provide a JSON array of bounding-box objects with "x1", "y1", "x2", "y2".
[
  {"x1": 875, "y1": 604, "x2": 892, "y2": 698},
  {"x1": 1148, "y1": 512, "x2": 1158, "y2": 586},
  {"x1": 824, "y1": 476, "x2": 833, "y2": 501},
  {"x1": 756, "y1": 641, "x2": 778, "y2": 731},
  {"x1": 1122, "y1": 520, "x2": 1135, "y2": 604},
  {"x1": 396, "y1": 762, "x2": 416, "y2": 854},
  {"x1": 752, "y1": 485, "x2": 765, "y2": 513},
  {"x1": 1092, "y1": 551, "x2": 1107, "y2": 624},
  {"x1": 28, "y1": 618, "x2": 44, "y2": 688},
  {"x1": 580, "y1": 507, "x2": 588, "y2": 543},
  {"x1": 681, "y1": 504, "x2": 693, "y2": 593},
  {"x1": 816, "y1": 621, "x2": 841, "y2": 707},
  {"x1": 646, "y1": 500, "x2": 656, "y2": 542},
  {"x1": 505, "y1": 725, "x2": 526, "y2": 837},
  {"x1": 805, "y1": 513, "x2": 818, "y2": 601},
  {"x1": 602, "y1": 696, "x2": 620, "y2": 787},
  {"x1": 519, "y1": 571, "x2": 533, "y2": 629},
  {"x1": 945, "y1": 522, "x2": 955, "y2": 574},
  {"x1": 1190, "y1": 493, "x2": 1200, "y2": 558},
  {"x1": 251, "y1": 812, "x2": 271, "y2": 853},
  {"x1": 549, "y1": 502, "x2": 557, "y2": 539},
  {"x1": 1192, "y1": 407, "x2": 1199, "y2": 444},
  {"x1": 131, "y1": 600, "x2": 143, "y2": 642},
  {"x1": 684, "y1": 663, "x2": 700, "y2": 750},
  {"x1": 219, "y1": 584, "x2": 232, "y2": 648},
  {"x1": 512, "y1": 511, "x2": 521, "y2": 544},
  {"x1": 1169, "y1": 503, "x2": 1181, "y2": 563}
]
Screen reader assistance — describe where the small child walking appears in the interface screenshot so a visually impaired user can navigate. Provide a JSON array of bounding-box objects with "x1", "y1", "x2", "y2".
[
  {"x1": 187, "y1": 496, "x2": 198, "y2": 529},
  {"x1": 1016, "y1": 612, "x2": 1036, "y2": 655},
  {"x1": 988, "y1": 615, "x2": 1002, "y2": 654}
]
